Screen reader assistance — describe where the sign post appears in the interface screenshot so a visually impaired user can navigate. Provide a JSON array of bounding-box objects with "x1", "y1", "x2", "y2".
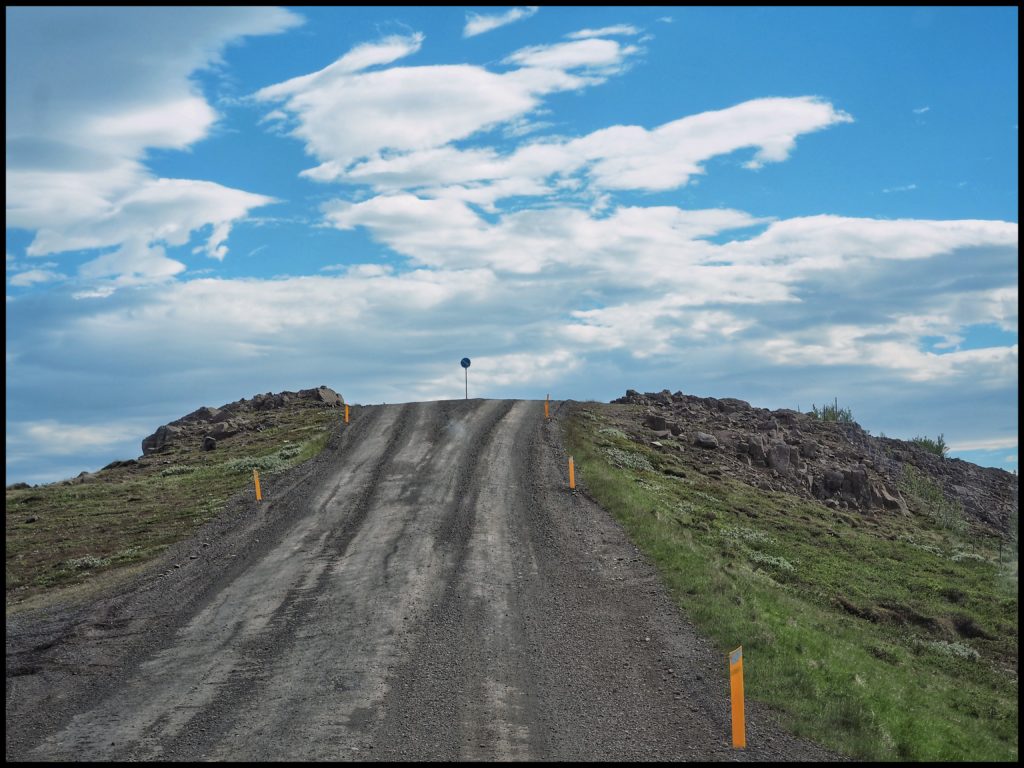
[{"x1": 461, "y1": 357, "x2": 471, "y2": 399}]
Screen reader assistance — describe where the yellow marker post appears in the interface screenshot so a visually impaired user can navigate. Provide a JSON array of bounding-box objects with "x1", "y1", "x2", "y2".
[
  {"x1": 253, "y1": 469, "x2": 262, "y2": 502},
  {"x1": 729, "y1": 646, "x2": 746, "y2": 748},
  {"x1": 568, "y1": 456, "x2": 575, "y2": 490},
  {"x1": 544, "y1": 394, "x2": 550, "y2": 420},
  {"x1": 344, "y1": 404, "x2": 350, "y2": 424}
]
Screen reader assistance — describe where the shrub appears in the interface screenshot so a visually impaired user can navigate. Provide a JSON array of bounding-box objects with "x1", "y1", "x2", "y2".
[
  {"x1": 159, "y1": 465, "x2": 197, "y2": 477},
  {"x1": 810, "y1": 397, "x2": 855, "y2": 423},
  {"x1": 898, "y1": 464, "x2": 965, "y2": 532},
  {"x1": 911, "y1": 434, "x2": 949, "y2": 457},
  {"x1": 602, "y1": 447, "x2": 654, "y2": 472}
]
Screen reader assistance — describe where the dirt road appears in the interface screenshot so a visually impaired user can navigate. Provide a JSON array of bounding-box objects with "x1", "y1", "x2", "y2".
[{"x1": 6, "y1": 399, "x2": 836, "y2": 761}]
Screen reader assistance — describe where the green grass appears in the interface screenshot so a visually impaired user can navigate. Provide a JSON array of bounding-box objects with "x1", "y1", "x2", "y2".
[
  {"x1": 566, "y1": 404, "x2": 1018, "y2": 762},
  {"x1": 6, "y1": 404, "x2": 338, "y2": 611}
]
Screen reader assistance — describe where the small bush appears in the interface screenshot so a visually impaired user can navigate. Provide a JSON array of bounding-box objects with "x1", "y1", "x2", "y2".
[
  {"x1": 951, "y1": 551, "x2": 986, "y2": 563},
  {"x1": 911, "y1": 434, "x2": 949, "y2": 457},
  {"x1": 927, "y1": 640, "x2": 980, "y2": 661},
  {"x1": 810, "y1": 397, "x2": 855, "y2": 423},
  {"x1": 722, "y1": 525, "x2": 775, "y2": 545},
  {"x1": 748, "y1": 550, "x2": 796, "y2": 572},
  {"x1": 602, "y1": 447, "x2": 654, "y2": 472},
  {"x1": 63, "y1": 554, "x2": 110, "y2": 570},
  {"x1": 160, "y1": 465, "x2": 197, "y2": 477},
  {"x1": 898, "y1": 465, "x2": 965, "y2": 532}
]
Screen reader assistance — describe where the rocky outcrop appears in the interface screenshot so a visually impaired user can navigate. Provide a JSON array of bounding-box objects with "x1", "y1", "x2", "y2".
[
  {"x1": 612, "y1": 388, "x2": 1017, "y2": 533},
  {"x1": 140, "y1": 386, "x2": 344, "y2": 456}
]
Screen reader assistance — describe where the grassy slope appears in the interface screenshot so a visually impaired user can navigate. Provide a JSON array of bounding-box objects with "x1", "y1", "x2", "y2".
[
  {"x1": 566, "y1": 404, "x2": 1018, "y2": 762},
  {"x1": 6, "y1": 404, "x2": 338, "y2": 613}
]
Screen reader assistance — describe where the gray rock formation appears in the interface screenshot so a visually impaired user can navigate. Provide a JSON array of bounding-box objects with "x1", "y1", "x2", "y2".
[{"x1": 611, "y1": 388, "x2": 1017, "y2": 533}]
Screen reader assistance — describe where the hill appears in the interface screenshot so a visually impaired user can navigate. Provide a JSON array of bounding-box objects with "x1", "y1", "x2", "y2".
[{"x1": 5, "y1": 386, "x2": 1018, "y2": 760}]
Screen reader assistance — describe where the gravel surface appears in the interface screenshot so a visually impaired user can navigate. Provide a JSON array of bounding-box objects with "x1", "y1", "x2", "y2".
[{"x1": 6, "y1": 399, "x2": 839, "y2": 761}]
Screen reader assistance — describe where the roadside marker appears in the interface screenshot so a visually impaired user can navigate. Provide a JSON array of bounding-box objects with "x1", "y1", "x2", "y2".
[
  {"x1": 253, "y1": 469, "x2": 262, "y2": 502},
  {"x1": 545, "y1": 394, "x2": 550, "y2": 420},
  {"x1": 568, "y1": 456, "x2": 575, "y2": 490},
  {"x1": 729, "y1": 646, "x2": 746, "y2": 748},
  {"x1": 344, "y1": 404, "x2": 350, "y2": 424}
]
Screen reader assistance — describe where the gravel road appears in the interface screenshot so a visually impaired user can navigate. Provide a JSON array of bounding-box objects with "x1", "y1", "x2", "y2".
[{"x1": 6, "y1": 399, "x2": 838, "y2": 761}]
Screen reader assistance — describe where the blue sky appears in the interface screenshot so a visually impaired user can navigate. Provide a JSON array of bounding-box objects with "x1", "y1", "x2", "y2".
[{"x1": 5, "y1": 6, "x2": 1018, "y2": 484}]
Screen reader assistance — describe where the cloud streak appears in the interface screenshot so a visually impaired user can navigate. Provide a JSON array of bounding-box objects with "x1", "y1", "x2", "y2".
[{"x1": 463, "y1": 6, "x2": 538, "y2": 38}]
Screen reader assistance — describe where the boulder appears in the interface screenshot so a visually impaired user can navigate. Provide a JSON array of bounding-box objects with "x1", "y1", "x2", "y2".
[
  {"x1": 644, "y1": 414, "x2": 668, "y2": 431},
  {"x1": 298, "y1": 386, "x2": 344, "y2": 407},
  {"x1": 201, "y1": 436, "x2": 217, "y2": 452},
  {"x1": 142, "y1": 424, "x2": 182, "y2": 455},
  {"x1": 766, "y1": 442, "x2": 792, "y2": 474},
  {"x1": 209, "y1": 420, "x2": 243, "y2": 440},
  {"x1": 695, "y1": 432, "x2": 719, "y2": 450},
  {"x1": 719, "y1": 398, "x2": 751, "y2": 413},
  {"x1": 747, "y1": 436, "x2": 767, "y2": 466},
  {"x1": 870, "y1": 480, "x2": 908, "y2": 514},
  {"x1": 102, "y1": 459, "x2": 137, "y2": 471},
  {"x1": 824, "y1": 470, "x2": 845, "y2": 493},
  {"x1": 799, "y1": 440, "x2": 820, "y2": 459}
]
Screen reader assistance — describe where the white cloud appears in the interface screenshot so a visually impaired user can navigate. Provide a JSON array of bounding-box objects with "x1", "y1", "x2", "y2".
[
  {"x1": 463, "y1": 7, "x2": 538, "y2": 38},
  {"x1": 503, "y1": 38, "x2": 639, "y2": 72},
  {"x1": 5, "y1": 7, "x2": 300, "y2": 289},
  {"x1": 8, "y1": 268, "x2": 66, "y2": 287},
  {"x1": 883, "y1": 183, "x2": 918, "y2": 193},
  {"x1": 256, "y1": 33, "x2": 424, "y2": 101},
  {"x1": 256, "y1": 33, "x2": 642, "y2": 181},
  {"x1": 336, "y1": 97, "x2": 853, "y2": 205},
  {"x1": 913, "y1": 106, "x2": 931, "y2": 114},
  {"x1": 947, "y1": 437, "x2": 1018, "y2": 452},
  {"x1": 7, "y1": 419, "x2": 148, "y2": 457},
  {"x1": 566, "y1": 25, "x2": 641, "y2": 40}
]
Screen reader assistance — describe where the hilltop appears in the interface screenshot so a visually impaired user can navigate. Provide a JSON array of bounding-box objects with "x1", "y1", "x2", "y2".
[{"x1": 609, "y1": 388, "x2": 1016, "y2": 535}]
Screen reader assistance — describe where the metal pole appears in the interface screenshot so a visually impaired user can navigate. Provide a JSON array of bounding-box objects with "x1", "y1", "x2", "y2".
[{"x1": 465, "y1": 367, "x2": 468, "y2": 399}]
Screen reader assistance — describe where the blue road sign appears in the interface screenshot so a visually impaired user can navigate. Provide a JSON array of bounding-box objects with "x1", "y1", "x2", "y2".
[{"x1": 461, "y1": 357, "x2": 471, "y2": 368}]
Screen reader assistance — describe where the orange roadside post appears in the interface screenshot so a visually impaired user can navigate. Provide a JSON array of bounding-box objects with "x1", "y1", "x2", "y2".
[
  {"x1": 253, "y1": 469, "x2": 262, "y2": 502},
  {"x1": 730, "y1": 646, "x2": 746, "y2": 748},
  {"x1": 568, "y1": 456, "x2": 575, "y2": 490},
  {"x1": 344, "y1": 404, "x2": 350, "y2": 424},
  {"x1": 544, "y1": 394, "x2": 550, "y2": 420}
]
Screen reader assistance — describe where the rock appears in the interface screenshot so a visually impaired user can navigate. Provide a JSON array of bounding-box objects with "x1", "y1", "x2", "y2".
[
  {"x1": 757, "y1": 418, "x2": 779, "y2": 432},
  {"x1": 766, "y1": 442, "x2": 792, "y2": 474},
  {"x1": 652, "y1": 430, "x2": 672, "y2": 439},
  {"x1": 101, "y1": 459, "x2": 137, "y2": 471},
  {"x1": 24, "y1": 515, "x2": 39, "y2": 523},
  {"x1": 7, "y1": 482, "x2": 31, "y2": 490},
  {"x1": 142, "y1": 424, "x2": 182, "y2": 455},
  {"x1": 695, "y1": 432, "x2": 719, "y2": 449},
  {"x1": 178, "y1": 406, "x2": 221, "y2": 424},
  {"x1": 719, "y1": 398, "x2": 751, "y2": 413},
  {"x1": 747, "y1": 436, "x2": 767, "y2": 466},
  {"x1": 644, "y1": 414, "x2": 668, "y2": 431},
  {"x1": 201, "y1": 436, "x2": 217, "y2": 452},
  {"x1": 298, "y1": 386, "x2": 344, "y2": 407},
  {"x1": 820, "y1": 469, "x2": 843, "y2": 494},
  {"x1": 799, "y1": 441, "x2": 820, "y2": 459},
  {"x1": 870, "y1": 480, "x2": 908, "y2": 514},
  {"x1": 209, "y1": 420, "x2": 243, "y2": 440}
]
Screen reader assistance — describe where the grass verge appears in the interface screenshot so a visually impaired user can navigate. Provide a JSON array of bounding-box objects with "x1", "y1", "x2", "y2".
[
  {"x1": 566, "y1": 404, "x2": 1018, "y2": 761},
  {"x1": 6, "y1": 404, "x2": 337, "y2": 612}
]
